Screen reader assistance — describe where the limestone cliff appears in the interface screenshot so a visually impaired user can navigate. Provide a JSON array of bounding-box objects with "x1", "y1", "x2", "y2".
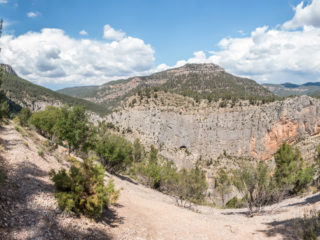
[{"x1": 107, "y1": 95, "x2": 320, "y2": 168}]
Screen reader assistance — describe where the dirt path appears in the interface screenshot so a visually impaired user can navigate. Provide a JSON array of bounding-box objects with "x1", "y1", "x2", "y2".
[
  {"x1": 0, "y1": 123, "x2": 319, "y2": 240},
  {"x1": 112, "y1": 168, "x2": 320, "y2": 240}
]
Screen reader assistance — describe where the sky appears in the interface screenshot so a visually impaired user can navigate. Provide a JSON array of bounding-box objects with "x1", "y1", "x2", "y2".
[{"x1": 1, "y1": 0, "x2": 320, "y2": 90}]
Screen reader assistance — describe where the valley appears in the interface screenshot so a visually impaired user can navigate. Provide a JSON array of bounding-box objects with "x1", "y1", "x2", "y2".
[
  {"x1": 2, "y1": 1, "x2": 320, "y2": 239},
  {"x1": 1, "y1": 63, "x2": 320, "y2": 239},
  {"x1": 1, "y1": 122, "x2": 319, "y2": 240}
]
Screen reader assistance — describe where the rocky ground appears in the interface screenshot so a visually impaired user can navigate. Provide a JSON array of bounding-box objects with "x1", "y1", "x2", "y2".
[{"x1": 0, "y1": 122, "x2": 320, "y2": 240}]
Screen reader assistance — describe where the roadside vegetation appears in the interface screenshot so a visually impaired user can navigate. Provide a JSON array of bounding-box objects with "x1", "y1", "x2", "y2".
[
  {"x1": 215, "y1": 142, "x2": 317, "y2": 216},
  {"x1": 136, "y1": 86, "x2": 278, "y2": 108},
  {"x1": 295, "y1": 209, "x2": 320, "y2": 240},
  {"x1": 50, "y1": 157, "x2": 120, "y2": 218},
  {"x1": 16, "y1": 105, "x2": 208, "y2": 215}
]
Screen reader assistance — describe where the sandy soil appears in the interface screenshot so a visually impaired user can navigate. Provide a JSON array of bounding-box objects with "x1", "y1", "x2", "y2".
[{"x1": 0, "y1": 122, "x2": 319, "y2": 240}]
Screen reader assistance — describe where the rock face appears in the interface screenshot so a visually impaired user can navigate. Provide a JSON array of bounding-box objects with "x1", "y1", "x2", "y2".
[
  {"x1": 0, "y1": 64, "x2": 16, "y2": 75},
  {"x1": 107, "y1": 95, "x2": 320, "y2": 167}
]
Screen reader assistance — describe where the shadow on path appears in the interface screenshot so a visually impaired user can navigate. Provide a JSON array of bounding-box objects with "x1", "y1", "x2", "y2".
[
  {"x1": 259, "y1": 214, "x2": 320, "y2": 240},
  {"x1": 285, "y1": 193, "x2": 320, "y2": 207}
]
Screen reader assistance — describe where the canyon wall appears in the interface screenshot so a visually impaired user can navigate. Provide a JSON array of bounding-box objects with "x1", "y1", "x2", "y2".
[{"x1": 107, "y1": 96, "x2": 320, "y2": 168}]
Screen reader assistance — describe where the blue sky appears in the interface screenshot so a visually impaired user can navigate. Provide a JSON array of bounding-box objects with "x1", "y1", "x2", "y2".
[{"x1": 1, "y1": 0, "x2": 320, "y2": 89}]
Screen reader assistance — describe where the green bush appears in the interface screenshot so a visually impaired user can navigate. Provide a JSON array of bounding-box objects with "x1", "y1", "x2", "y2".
[
  {"x1": 233, "y1": 161, "x2": 273, "y2": 215},
  {"x1": 95, "y1": 133, "x2": 133, "y2": 173},
  {"x1": 296, "y1": 210, "x2": 320, "y2": 240},
  {"x1": 29, "y1": 105, "x2": 90, "y2": 154},
  {"x1": 29, "y1": 106, "x2": 62, "y2": 139},
  {"x1": 314, "y1": 145, "x2": 320, "y2": 186},
  {"x1": 158, "y1": 161, "x2": 179, "y2": 193},
  {"x1": 0, "y1": 101, "x2": 9, "y2": 119},
  {"x1": 174, "y1": 167, "x2": 208, "y2": 205},
  {"x1": 216, "y1": 168, "x2": 232, "y2": 206},
  {"x1": 38, "y1": 149, "x2": 44, "y2": 157},
  {"x1": 18, "y1": 107, "x2": 32, "y2": 126},
  {"x1": 140, "y1": 161, "x2": 162, "y2": 189},
  {"x1": 56, "y1": 106, "x2": 89, "y2": 153},
  {"x1": 130, "y1": 148, "x2": 207, "y2": 205},
  {"x1": 15, "y1": 125, "x2": 22, "y2": 133},
  {"x1": 50, "y1": 157, "x2": 120, "y2": 218},
  {"x1": 226, "y1": 197, "x2": 244, "y2": 209},
  {"x1": 133, "y1": 138, "x2": 143, "y2": 162},
  {"x1": 274, "y1": 143, "x2": 314, "y2": 194}
]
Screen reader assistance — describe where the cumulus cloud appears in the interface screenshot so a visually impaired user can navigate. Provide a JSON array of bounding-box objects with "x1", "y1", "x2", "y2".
[
  {"x1": 0, "y1": 27, "x2": 155, "y2": 87},
  {"x1": 0, "y1": 0, "x2": 8, "y2": 4},
  {"x1": 283, "y1": 0, "x2": 320, "y2": 29},
  {"x1": 103, "y1": 24, "x2": 125, "y2": 41},
  {"x1": 209, "y1": 25, "x2": 320, "y2": 83},
  {"x1": 157, "y1": 0, "x2": 320, "y2": 84},
  {"x1": 79, "y1": 30, "x2": 88, "y2": 36},
  {"x1": 27, "y1": 12, "x2": 40, "y2": 18}
]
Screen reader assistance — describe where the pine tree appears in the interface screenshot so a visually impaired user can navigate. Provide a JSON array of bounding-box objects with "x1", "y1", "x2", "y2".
[
  {"x1": 216, "y1": 168, "x2": 231, "y2": 207},
  {"x1": 56, "y1": 106, "x2": 89, "y2": 153},
  {"x1": 274, "y1": 143, "x2": 314, "y2": 194}
]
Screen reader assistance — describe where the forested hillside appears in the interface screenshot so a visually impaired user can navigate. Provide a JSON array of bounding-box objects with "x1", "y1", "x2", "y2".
[
  {"x1": 0, "y1": 64, "x2": 108, "y2": 115},
  {"x1": 58, "y1": 63, "x2": 277, "y2": 107}
]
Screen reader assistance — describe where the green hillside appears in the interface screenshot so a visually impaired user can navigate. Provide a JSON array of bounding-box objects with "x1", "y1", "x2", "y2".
[
  {"x1": 1, "y1": 66, "x2": 108, "y2": 116},
  {"x1": 57, "y1": 85, "x2": 99, "y2": 98},
  {"x1": 149, "y1": 64, "x2": 275, "y2": 101},
  {"x1": 58, "y1": 63, "x2": 277, "y2": 106}
]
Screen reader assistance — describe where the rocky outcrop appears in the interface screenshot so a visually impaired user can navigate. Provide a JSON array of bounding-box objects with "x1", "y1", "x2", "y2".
[
  {"x1": 6, "y1": 93, "x2": 63, "y2": 112},
  {"x1": 0, "y1": 64, "x2": 17, "y2": 75},
  {"x1": 107, "y1": 95, "x2": 320, "y2": 167}
]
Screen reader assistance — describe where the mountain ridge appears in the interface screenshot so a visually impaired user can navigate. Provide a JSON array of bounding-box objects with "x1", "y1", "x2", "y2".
[
  {"x1": 57, "y1": 63, "x2": 276, "y2": 109},
  {"x1": 263, "y1": 81, "x2": 320, "y2": 97}
]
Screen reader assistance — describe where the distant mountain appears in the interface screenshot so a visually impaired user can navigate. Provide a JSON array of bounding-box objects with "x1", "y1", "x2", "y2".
[
  {"x1": 281, "y1": 83, "x2": 300, "y2": 88},
  {"x1": 57, "y1": 86, "x2": 99, "y2": 98},
  {"x1": 302, "y1": 82, "x2": 320, "y2": 87},
  {"x1": 263, "y1": 82, "x2": 320, "y2": 97},
  {"x1": 58, "y1": 63, "x2": 275, "y2": 107},
  {"x1": 0, "y1": 64, "x2": 108, "y2": 115}
]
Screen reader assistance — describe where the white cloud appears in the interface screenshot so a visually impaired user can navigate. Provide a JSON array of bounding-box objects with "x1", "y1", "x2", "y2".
[
  {"x1": 79, "y1": 30, "x2": 88, "y2": 36},
  {"x1": 209, "y1": 26, "x2": 320, "y2": 83},
  {"x1": 27, "y1": 12, "x2": 40, "y2": 18},
  {"x1": 103, "y1": 24, "x2": 125, "y2": 41},
  {"x1": 0, "y1": 28, "x2": 155, "y2": 87},
  {"x1": 157, "y1": 0, "x2": 320, "y2": 84},
  {"x1": 0, "y1": 0, "x2": 8, "y2": 4},
  {"x1": 283, "y1": 0, "x2": 320, "y2": 29}
]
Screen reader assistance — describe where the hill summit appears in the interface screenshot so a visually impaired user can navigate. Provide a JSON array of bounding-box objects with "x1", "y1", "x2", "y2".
[
  {"x1": 0, "y1": 64, "x2": 17, "y2": 76},
  {"x1": 58, "y1": 63, "x2": 275, "y2": 109}
]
